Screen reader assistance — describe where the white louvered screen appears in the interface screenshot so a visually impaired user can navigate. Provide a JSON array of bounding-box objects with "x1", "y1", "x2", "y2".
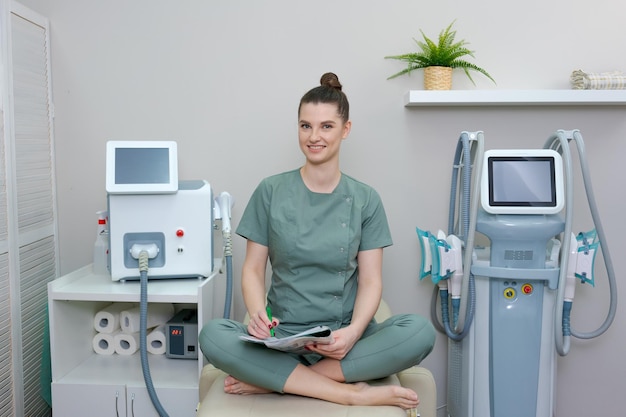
[
  {"x1": 18, "y1": 237, "x2": 55, "y2": 417},
  {"x1": 0, "y1": 254, "x2": 12, "y2": 416},
  {"x1": 0, "y1": 114, "x2": 8, "y2": 251},
  {"x1": 12, "y1": 9, "x2": 55, "y2": 240},
  {"x1": 1, "y1": 2, "x2": 58, "y2": 416},
  {"x1": 0, "y1": 109, "x2": 13, "y2": 415}
]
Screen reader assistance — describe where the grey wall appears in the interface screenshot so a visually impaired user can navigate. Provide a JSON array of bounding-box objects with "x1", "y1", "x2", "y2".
[{"x1": 22, "y1": 1, "x2": 625, "y2": 416}]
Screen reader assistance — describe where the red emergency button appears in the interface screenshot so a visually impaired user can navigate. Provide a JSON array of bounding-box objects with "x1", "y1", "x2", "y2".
[
  {"x1": 176, "y1": 229, "x2": 184, "y2": 237},
  {"x1": 521, "y1": 283, "x2": 533, "y2": 295}
]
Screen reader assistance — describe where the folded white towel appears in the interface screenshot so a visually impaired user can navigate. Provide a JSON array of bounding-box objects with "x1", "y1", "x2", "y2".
[{"x1": 571, "y1": 69, "x2": 626, "y2": 90}]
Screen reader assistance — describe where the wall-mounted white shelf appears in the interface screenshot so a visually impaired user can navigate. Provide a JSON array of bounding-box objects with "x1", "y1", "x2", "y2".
[{"x1": 404, "y1": 89, "x2": 626, "y2": 106}]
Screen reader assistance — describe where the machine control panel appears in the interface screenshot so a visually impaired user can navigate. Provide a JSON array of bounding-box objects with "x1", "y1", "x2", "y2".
[{"x1": 166, "y1": 309, "x2": 198, "y2": 359}]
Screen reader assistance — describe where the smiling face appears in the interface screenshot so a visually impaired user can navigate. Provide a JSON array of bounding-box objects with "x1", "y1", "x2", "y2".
[{"x1": 298, "y1": 102, "x2": 351, "y2": 167}]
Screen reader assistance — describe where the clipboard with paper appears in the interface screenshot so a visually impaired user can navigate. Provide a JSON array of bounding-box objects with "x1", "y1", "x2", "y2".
[{"x1": 239, "y1": 325, "x2": 334, "y2": 354}]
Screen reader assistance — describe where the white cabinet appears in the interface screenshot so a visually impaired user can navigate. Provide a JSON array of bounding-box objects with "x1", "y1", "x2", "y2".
[
  {"x1": 48, "y1": 263, "x2": 222, "y2": 417},
  {"x1": 51, "y1": 383, "x2": 126, "y2": 417},
  {"x1": 52, "y1": 380, "x2": 199, "y2": 417}
]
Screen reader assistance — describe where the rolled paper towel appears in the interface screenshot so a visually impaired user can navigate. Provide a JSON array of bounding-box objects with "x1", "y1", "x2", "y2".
[
  {"x1": 94, "y1": 303, "x2": 130, "y2": 333},
  {"x1": 147, "y1": 325, "x2": 167, "y2": 355},
  {"x1": 114, "y1": 332, "x2": 141, "y2": 355},
  {"x1": 120, "y1": 304, "x2": 175, "y2": 333},
  {"x1": 92, "y1": 330, "x2": 120, "y2": 355}
]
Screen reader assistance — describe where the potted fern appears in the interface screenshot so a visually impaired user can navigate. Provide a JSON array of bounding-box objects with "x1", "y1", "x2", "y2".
[{"x1": 385, "y1": 21, "x2": 495, "y2": 90}]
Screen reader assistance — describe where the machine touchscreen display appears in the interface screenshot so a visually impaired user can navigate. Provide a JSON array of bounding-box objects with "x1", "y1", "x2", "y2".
[
  {"x1": 489, "y1": 156, "x2": 556, "y2": 207},
  {"x1": 106, "y1": 140, "x2": 178, "y2": 194},
  {"x1": 481, "y1": 149, "x2": 563, "y2": 215},
  {"x1": 115, "y1": 147, "x2": 170, "y2": 185}
]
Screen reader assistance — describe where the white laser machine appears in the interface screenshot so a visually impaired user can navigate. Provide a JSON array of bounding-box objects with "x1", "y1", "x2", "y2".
[
  {"x1": 103, "y1": 140, "x2": 235, "y2": 417},
  {"x1": 417, "y1": 130, "x2": 617, "y2": 417},
  {"x1": 105, "y1": 140, "x2": 214, "y2": 281}
]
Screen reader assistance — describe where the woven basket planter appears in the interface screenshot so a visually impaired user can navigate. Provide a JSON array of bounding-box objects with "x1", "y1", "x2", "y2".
[{"x1": 424, "y1": 66, "x2": 453, "y2": 90}]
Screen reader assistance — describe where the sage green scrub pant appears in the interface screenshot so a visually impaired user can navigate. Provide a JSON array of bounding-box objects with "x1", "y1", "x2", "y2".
[{"x1": 199, "y1": 314, "x2": 435, "y2": 393}]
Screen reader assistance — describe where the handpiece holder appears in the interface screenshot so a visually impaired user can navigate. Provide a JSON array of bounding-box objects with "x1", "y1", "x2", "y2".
[{"x1": 215, "y1": 192, "x2": 234, "y2": 233}]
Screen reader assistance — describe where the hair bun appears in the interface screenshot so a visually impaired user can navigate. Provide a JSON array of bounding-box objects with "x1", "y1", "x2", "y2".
[{"x1": 320, "y1": 72, "x2": 342, "y2": 91}]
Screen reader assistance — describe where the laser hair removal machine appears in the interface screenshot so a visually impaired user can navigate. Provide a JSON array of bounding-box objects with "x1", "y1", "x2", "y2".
[
  {"x1": 417, "y1": 130, "x2": 617, "y2": 417},
  {"x1": 106, "y1": 140, "x2": 214, "y2": 281},
  {"x1": 103, "y1": 140, "x2": 235, "y2": 417}
]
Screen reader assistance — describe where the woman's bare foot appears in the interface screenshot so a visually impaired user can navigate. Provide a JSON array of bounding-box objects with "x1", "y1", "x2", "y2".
[
  {"x1": 350, "y1": 382, "x2": 420, "y2": 410},
  {"x1": 223, "y1": 375, "x2": 272, "y2": 395}
]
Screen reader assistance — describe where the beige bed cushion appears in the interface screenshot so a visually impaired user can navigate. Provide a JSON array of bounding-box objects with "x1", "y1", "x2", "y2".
[{"x1": 197, "y1": 364, "x2": 436, "y2": 417}]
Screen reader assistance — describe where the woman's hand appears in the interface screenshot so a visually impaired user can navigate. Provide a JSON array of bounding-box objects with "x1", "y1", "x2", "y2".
[
  {"x1": 307, "y1": 326, "x2": 359, "y2": 360},
  {"x1": 247, "y1": 309, "x2": 279, "y2": 339}
]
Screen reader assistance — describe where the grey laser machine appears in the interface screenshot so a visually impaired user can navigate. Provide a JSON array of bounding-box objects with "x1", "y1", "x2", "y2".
[
  {"x1": 417, "y1": 130, "x2": 617, "y2": 417},
  {"x1": 452, "y1": 148, "x2": 564, "y2": 417}
]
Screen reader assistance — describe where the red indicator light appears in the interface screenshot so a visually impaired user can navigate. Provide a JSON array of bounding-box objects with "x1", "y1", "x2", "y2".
[{"x1": 176, "y1": 229, "x2": 184, "y2": 237}]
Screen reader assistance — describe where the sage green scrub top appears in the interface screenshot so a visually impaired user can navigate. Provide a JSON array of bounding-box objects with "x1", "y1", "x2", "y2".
[{"x1": 236, "y1": 169, "x2": 392, "y2": 336}]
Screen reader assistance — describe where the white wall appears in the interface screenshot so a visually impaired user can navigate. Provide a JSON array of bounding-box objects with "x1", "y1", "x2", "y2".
[{"x1": 22, "y1": 1, "x2": 625, "y2": 416}]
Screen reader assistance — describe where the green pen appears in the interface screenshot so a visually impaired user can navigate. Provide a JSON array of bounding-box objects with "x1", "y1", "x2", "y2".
[{"x1": 266, "y1": 306, "x2": 275, "y2": 337}]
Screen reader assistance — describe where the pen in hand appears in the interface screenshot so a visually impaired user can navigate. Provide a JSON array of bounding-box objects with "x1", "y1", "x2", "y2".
[{"x1": 266, "y1": 306, "x2": 275, "y2": 337}]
